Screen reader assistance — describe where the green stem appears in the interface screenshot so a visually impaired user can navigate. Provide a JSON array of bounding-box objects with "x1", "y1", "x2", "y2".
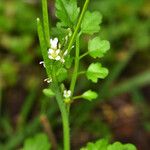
[
  {"x1": 51, "y1": 69, "x2": 70, "y2": 150},
  {"x1": 70, "y1": 35, "x2": 80, "y2": 95},
  {"x1": 78, "y1": 71, "x2": 86, "y2": 76},
  {"x1": 67, "y1": 0, "x2": 90, "y2": 53},
  {"x1": 0, "y1": 85, "x2": 2, "y2": 116},
  {"x1": 79, "y1": 52, "x2": 89, "y2": 59},
  {"x1": 72, "y1": 95, "x2": 82, "y2": 100}
]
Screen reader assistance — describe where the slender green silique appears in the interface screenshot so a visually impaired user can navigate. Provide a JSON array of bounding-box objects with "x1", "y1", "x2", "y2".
[
  {"x1": 37, "y1": 18, "x2": 52, "y2": 76},
  {"x1": 42, "y1": 0, "x2": 50, "y2": 47},
  {"x1": 70, "y1": 34, "x2": 80, "y2": 95}
]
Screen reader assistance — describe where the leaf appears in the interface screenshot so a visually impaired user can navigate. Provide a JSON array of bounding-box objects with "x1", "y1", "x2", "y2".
[
  {"x1": 65, "y1": 55, "x2": 73, "y2": 69},
  {"x1": 81, "y1": 139, "x2": 137, "y2": 150},
  {"x1": 56, "y1": 68, "x2": 68, "y2": 82},
  {"x1": 86, "y1": 63, "x2": 109, "y2": 83},
  {"x1": 55, "y1": 0, "x2": 80, "y2": 27},
  {"x1": 43, "y1": 89, "x2": 55, "y2": 97},
  {"x1": 124, "y1": 144, "x2": 137, "y2": 150},
  {"x1": 107, "y1": 142, "x2": 123, "y2": 150},
  {"x1": 23, "y1": 133, "x2": 51, "y2": 150},
  {"x1": 107, "y1": 142, "x2": 137, "y2": 150},
  {"x1": 88, "y1": 37, "x2": 110, "y2": 58},
  {"x1": 81, "y1": 11, "x2": 102, "y2": 35},
  {"x1": 81, "y1": 90, "x2": 98, "y2": 101},
  {"x1": 80, "y1": 139, "x2": 109, "y2": 150},
  {"x1": 95, "y1": 139, "x2": 109, "y2": 150}
]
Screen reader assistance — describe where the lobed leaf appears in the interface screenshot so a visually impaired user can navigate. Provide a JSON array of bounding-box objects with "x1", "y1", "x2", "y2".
[
  {"x1": 88, "y1": 37, "x2": 110, "y2": 58},
  {"x1": 86, "y1": 63, "x2": 109, "y2": 83},
  {"x1": 81, "y1": 139, "x2": 137, "y2": 150},
  {"x1": 81, "y1": 11, "x2": 102, "y2": 35},
  {"x1": 81, "y1": 90, "x2": 98, "y2": 101},
  {"x1": 43, "y1": 88, "x2": 55, "y2": 97},
  {"x1": 55, "y1": 0, "x2": 80, "y2": 27},
  {"x1": 23, "y1": 133, "x2": 51, "y2": 150}
]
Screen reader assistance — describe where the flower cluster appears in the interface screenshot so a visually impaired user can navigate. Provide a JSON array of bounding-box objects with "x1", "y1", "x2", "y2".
[
  {"x1": 48, "y1": 38, "x2": 67, "y2": 63},
  {"x1": 63, "y1": 90, "x2": 71, "y2": 98}
]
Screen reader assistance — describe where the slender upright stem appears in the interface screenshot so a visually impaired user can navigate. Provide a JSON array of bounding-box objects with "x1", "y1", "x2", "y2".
[
  {"x1": 67, "y1": 0, "x2": 90, "y2": 53},
  {"x1": 51, "y1": 69, "x2": 70, "y2": 150}
]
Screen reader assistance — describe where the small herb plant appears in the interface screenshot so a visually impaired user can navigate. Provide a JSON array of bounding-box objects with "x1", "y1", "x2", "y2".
[{"x1": 36, "y1": 0, "x2": 136, "y2": 149}]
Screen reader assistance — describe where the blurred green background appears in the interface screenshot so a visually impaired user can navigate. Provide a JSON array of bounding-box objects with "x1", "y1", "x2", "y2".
[{"x1": 0, "y1": 0, "x2": 150, "y2": 149}]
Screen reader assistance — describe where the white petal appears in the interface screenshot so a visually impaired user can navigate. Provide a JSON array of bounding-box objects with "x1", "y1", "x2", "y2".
[
  {"x1": 50, "y1": 38, "x2": 58, "y2": 49},
  {"x1": 63, "y1": 90, "x2": 67, "y2": 97},
  {"x1": 48, "y1": 49, "x2": 54, "y2": 54},
  {"x1": 54, "y1": 38, "x2": 58, "y2": 43},
  {"x1": 56, "y1": 49, "x2": 60, "y2": 55},
  {"x1": 68, "y1": 90, "x2": 71, "y2": 96},
  {"x1": 39, "y1": 61, "x2": 45, "y2": 67},
  {"x1": 55, "y1": 56, "x2": 61, "y2": 60},
  {"x1": 44, "y1": 78, "x2": 52, "y2": 83},
  {"x1": 48, "y1": 55, "x2": 54, "y2": 60},
  {"x1": 39, "y1": 61, "x2": 44, "y2": 64}
]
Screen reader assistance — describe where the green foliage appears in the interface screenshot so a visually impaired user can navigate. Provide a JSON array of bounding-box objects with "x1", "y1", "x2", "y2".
[
  {"x1": 88, "y1": 37, "x2": 110, "y2": 58},
  {"x1": 81, "y1": 139, "x2": 137, "y2": 150},
  {"x1": 81, "y1": 11, "x2": 102, "y2": 35},
  {"x1": 81, "y1": 90, "x2": 98, "y2": 101},
  {"x1": 107, "y1": 142, "x2": 136, "y2": 150},
  {"x1": 86, "y1": 63, "x2": 109, "y2": 83},
  {"x1": 23, "y1": 133, "x2": 51, "y2": 150},
  {"x1": 56, "y1": 67, "x2": 68, "y2": 82},
  {"x1": 43, "y1": 89, "x2": 55, "y2": 97},
  {"x1": 55, "y1": 0, "x2": 80, "y2": 27}
]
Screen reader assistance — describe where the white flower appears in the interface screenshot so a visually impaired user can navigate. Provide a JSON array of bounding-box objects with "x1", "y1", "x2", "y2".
[
  {"x1": 48, "y1": 49, "x2": 61, "y2": 60},
  {"x1": 50, "y1": 38, "x2": 58, "y2": 49},
  {"x1": 63, "y1": 90, "x2": 71, "y2": 98},
  {"x1": 44, "y1": 78, "x2": 52, "y2": 83},
  {"x1": 39, "y1": 61, "x2": 45, "y2": 67}
]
